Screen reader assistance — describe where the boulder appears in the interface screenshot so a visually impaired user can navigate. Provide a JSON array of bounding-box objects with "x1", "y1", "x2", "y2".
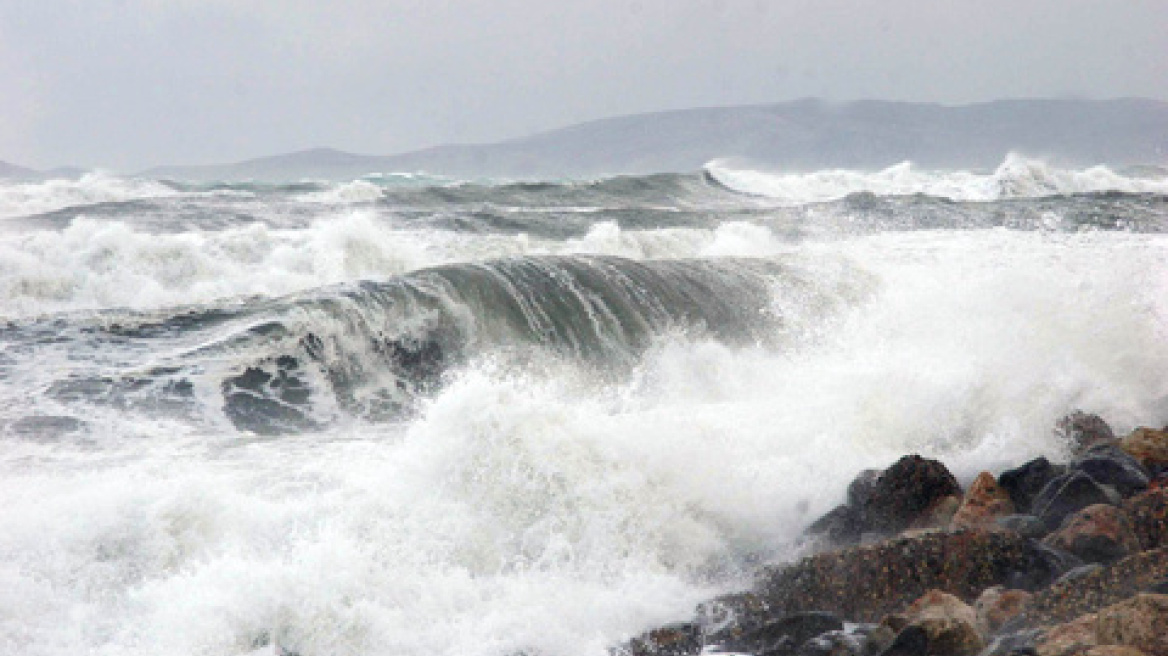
[
  {"x1": 902, "y1": 590, "x2": 984, "y2": 656},
  {"x1": 807, "y1": 504, "x2": 866, "y2": 548},
  {"x1": 910, "y1": 495, "x2": 962, "y2": 532},
  {"x1": 1071, "y1": 445, "x2": 1151, "y2": 498},
  {"x1": 1012, "y1": 543, "x2": 1085, "y2": 591},
  {"x1": 1036, "y1": 613, "x2": 1098, "y2": 656},
  {"x1": 623, "y1": 623, "x2": 702, "y2": 656},
  {"x1": 722, "y1": 611, "x2": 844, "y2": 655},
  {"x1": 1055, "y1": 563, "x2": 1105, "y2": 586},
  {"x1": 1146, "y1": 578, "x2": 1168, "y2": 595},
  {"x1": 738, "y1": 530, "x2": 1062, "y2": 624},
  {"x1": 796, "y1": 629, "x2": 867, "y2": 656},
  {"x1": 1043, "y1": 505, "x2": 1141, "y2": 564},
  {"x1": 975, "y1": 586, "x2": 1033, "y2": 635},
  {"x1": 1095, "y1": 593, "x2": 1168, "y2": 656},
  {"x1": 879, "y1": 626, "x2": 929, "y2": 656},
  {"x1": 1124, "y1": 488, "x2": 1168, "y2": 551},
  {"x1": 1085, "y1": 647, "x2": 1152, "y2": 656},
  {"x1": 999, "y1": 458, "x2": 1064, "y2": 514},
  {"x1": 849, "y1": 469, "x2": 884, "y2": 508},
  {"x1": 979, "y1": 629, "x2": 1043, "y2": 656},
  {"x1": 1121, "y1": 428, "x2": 1168, "y2": 472},
  {"x1": 1032, "y1": 471, "x2": 1119, "y2": 530},
  {"x1": 995, "y1": 514, "x2": 1048, "y2": 539},
  {"x1": 1056, "y1": 411, "x2": 1117, "y2": 454},
  {"x1": 1021, "y1": 549, "x2": 1168, "y2": 627},
  {"x1": 863, "y1": 456, "x2": 963, "y2": 535},
  {"x1": 952, "y1": 472, "x2": 1016, "y2": 530}
]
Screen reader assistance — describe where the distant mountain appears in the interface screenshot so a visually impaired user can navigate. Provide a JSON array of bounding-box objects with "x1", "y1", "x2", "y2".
[
  {"x1": 0, "y1": 160, "x2": 38, "y2": 180},
  {"x1": 145, "y1": 98, "x2": 1168, "y2": 182}
]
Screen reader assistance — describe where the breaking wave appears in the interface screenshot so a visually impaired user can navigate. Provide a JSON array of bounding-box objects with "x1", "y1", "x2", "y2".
[{"x1": 706, "y1": 153, "x2": 1168, "y2": 203}]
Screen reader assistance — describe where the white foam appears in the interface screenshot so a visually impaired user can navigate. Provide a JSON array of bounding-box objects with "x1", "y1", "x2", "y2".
[
  {"x1": 3, "y1": 230, "x2": 1167, "y2": 655},
  {"x1": 297, "y1": 180, "x2": 386, "y2": 203},
  {"x1": 0, "y1": 216, "x2": 806, "y2": 319},
  {"x1": 706, "y1": 154, "x2": 1168, "y2": 203},
  {"x1": 0, "y1": 172, "x2": 178, "y2": 219}
]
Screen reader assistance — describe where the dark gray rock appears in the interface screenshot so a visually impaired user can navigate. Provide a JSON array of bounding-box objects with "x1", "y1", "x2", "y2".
[
  {"x1": 739, "y1": 612, "x2": 845, "y2": 655},
  {"x1": 622, "y1": 622, "x2": 702, "y2": 656},
  {"x1": 994, "y1": 515, "x2": 1047, "y2": 540},
  {"x1": 796, "y1": 629, "x2": 867, "y2": 656},
  {"x1": 848, "y1": 469, "x2": 884, "y2": 509},
  {"x1": 862, "y1": 455, "x2": 962, "y2": 535},
  {"x1": 807, "y1": 505, "x2": 865, "y2": 548},
  {"x1": 975, "y1": 628, "x2": 1041, "y2": 656},
  {"x1": 1070, "y1": 445, "x2": 1150, "y2": 498},
  {"x1": 997, "y1": 458, "x2": 1063, "y2": 514},
  {"x1": 1004, "y1": 542, "x2": 1083, "y2": 591},
  {"x1": 1145, "y1": 577, "x2": 1168, "y2": 594},
  {"x1": 1031, "y1": 470, "x2": 1117, "y2": 530},
  {"x1": 1053, "y1": 562, "x2": 1104, "y2": 586},
  {"x1": 878, "y1": 627, "x2": 928, "y2": 656}
]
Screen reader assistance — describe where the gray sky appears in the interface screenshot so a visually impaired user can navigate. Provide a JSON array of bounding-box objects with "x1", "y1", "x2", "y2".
[{"x1": 1, "y1": 0, "x2": 1165, "y2": 171}]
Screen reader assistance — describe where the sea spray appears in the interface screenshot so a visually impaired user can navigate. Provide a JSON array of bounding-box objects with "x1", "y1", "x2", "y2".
[{"x1": 1, "y1": 160, "x2": 1167, "y2": 655}]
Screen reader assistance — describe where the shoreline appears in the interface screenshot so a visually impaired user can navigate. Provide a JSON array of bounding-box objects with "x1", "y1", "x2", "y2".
[{"x1": 620, "y1": 412, "x2": 1168, "y2": 656}]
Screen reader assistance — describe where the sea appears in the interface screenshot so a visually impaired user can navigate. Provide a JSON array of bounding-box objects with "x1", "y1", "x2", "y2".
[{"x1": 1, "y1": 154, "x2": 1167, "y2": 656}]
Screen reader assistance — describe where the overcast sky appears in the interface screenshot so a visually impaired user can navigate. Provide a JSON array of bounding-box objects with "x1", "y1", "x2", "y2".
[{"x1": 1, "y1": 0, "x2": 1164, "y2": 171}]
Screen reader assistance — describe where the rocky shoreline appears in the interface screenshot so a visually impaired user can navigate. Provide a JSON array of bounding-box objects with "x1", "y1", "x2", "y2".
[{"x1": 618, "y1": 412, "x2": 1168, "y2": 656}]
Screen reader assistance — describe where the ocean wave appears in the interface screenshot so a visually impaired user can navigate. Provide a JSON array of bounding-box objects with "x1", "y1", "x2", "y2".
[
  {"x1": 1, "y1": 253, "x2": 845, "y2": 435},
  {"x1": 705, "y1": 153, "x2": 1168, "y2": 203},
  {"x1": 3, "y1": 231, "x2": 1167, "y2": 656},
  {"x1": 0, "y1": 171, "x2": 179, "y2": 219}
]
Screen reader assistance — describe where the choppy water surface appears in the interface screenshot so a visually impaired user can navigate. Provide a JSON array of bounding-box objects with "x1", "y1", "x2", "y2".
[{"x1": 1, "y1": 156, "x2": 1167, "y2": 656}]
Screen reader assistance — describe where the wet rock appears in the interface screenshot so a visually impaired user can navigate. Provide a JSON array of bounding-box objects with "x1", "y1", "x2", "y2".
[
  {"x1": 623, "y1": 622, "x2": 702, "y2": 656},
  {"x1": 880, "y1": 626, "x2": 929, "y2": 656},
  {"x1": 999, "y1": 458, "x2": 1064, "y2": 515},
  {"x1": 1124, "y1": 488, "x2": 1168, "y2": 551},
  {"x1": 1070, "y1": 445, "x2": 1150, "y2": 498},
  {"x1": 978, "y1": 629, "x2": 1042, "y2": 656},
  {"x1": 743, "y1": 530, "x2": 1058, "y2": 624},
  {"x1": 796, "y1": 629, "x2": 867, "y2": 656},
  {"x1": 1121, "y1": 428, "x2": 1168, "y2": 472},
  {"x1": 911, "y1": 495, "x2": 962, "y2": 532},
  {"x1": 902, "y1": 590, "x2": 985, "y2": 656},
  {"x1": 1054, "y1": 563, "x2": 1105, "y2": 587},
  {"x1": 1032, "y1": 472, "x2": 1118, "y2": 531},
  {"x1": 975, "y1": 586, "x2": 1033, "y2": 635},
  {"x1": 1005, "y1": 543, "x2": 1083, "y2": 592},
  {"x1": 1056, "y1": 411, "x2": 1117, "y2": 454},
  {"x1": 724, "y1": 611, "x2": 845, "y2": 655},
  {"x1": 866, "y1": 624, "x2": 899, "y2": 655},
  {"x1": 808, "y1": 505, "x2": 866, "y2": 548},
  {"x1": 1036, "y1": 613, "x2": 1097, "y2": 656},
  {"x1": 995, "y1": 515, "x2": 1048, "y2": 540},
  {"x1": 1095, "y1": 593, "x2": 1168, "y2": 656},
  {"x1": 1021, "y1": 548, "x2": 1168, "y2": 627},
  {"x1": 1084, "y1": 647, "x2": 1151, "y2": 656},
  {"x1": 850, "y1": 469, "x2": 885, "y2": 508},
  {"x1": 864, "y1": 456, "x2": 963, "y2": 536},
  {"x1": 1042, "y1": 505, "x2": 1140, "y2": 564},
  {"x1": 953, "y1": 472, "x2": 1016, "y2": 531}
]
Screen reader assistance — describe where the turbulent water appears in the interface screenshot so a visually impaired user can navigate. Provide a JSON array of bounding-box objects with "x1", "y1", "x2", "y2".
[{"x1": 2, "y1": 154, "x2": 1168, "y2": 656}]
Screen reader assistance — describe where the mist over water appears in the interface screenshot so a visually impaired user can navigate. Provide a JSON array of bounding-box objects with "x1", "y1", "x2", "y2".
[{"x1": 1, "y1": 156, "x2": 1167, "y2": 656}]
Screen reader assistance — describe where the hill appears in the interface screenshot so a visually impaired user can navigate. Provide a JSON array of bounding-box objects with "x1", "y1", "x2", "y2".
[{"x1": 144, "y1": 98, "x2": 1168, "y2": 181}]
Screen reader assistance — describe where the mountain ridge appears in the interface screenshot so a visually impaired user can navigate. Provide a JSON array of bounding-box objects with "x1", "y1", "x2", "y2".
[{"x1": 6, "y1": 98, "x2": 1167, "y2": 182}]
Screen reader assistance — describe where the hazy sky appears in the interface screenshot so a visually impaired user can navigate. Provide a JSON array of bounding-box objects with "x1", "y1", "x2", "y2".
[{"x1": 1, "y1": 0, "x2": 1164, "y2": 170}]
